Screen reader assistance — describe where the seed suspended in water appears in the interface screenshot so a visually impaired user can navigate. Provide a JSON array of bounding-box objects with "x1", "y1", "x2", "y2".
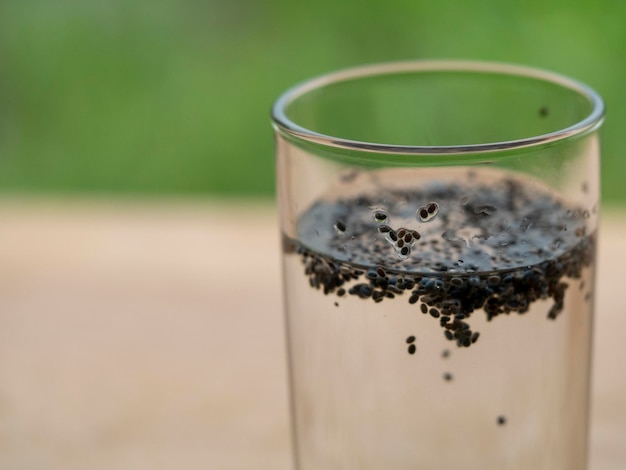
[
  {"x1": 417, "y1": 202, "x2": 440, "y2": 222},
  {"x1": 442, "y1": 349, "x2": 450, "y2": 358},
  {"x1": 539, "y1": 106, "x2": 549, "y2": 117},
  {"x1": 406, "y1": 335, "x2": 416, "y2": 344},
  {"x1": 497, "y1": 415, "x2": 507, "y2": 426},
  {"x1": 408, "y1": 344, "x2": 416, "y2": 355},
  {"x1": 373, "y1": 210, "x2": 388, "y2": 223},
  {"x1": 443, "y1": 372, "x2": 453, "y2": 381},
  {"x1": 294, "y1": 174, "x2": 596, "y2": 357}
]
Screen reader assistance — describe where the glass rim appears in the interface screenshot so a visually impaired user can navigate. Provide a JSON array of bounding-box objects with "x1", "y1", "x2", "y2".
[{"x1": 271, "y1": 60, "x2": 605, "y2": 155}]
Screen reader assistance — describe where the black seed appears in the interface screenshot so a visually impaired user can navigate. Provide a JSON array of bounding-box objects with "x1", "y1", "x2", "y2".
[
  {"x1": 334, "y1": 302, "x2": 339, "y2": 307},
  {"x1": 442, "y1": 349, "x2": 450, "y2": 358},
  {"x1": 471, "y1": 332, "x2": 480, "y2": 343},
  {"x1": 497, "y1": 415, "x2": 507, "y2": 426},
  {"x1": 427, "y1": 202, "x2": 438, "y2": 214},
  {"x1": 419, "y1": 208, "x2": 428, "y2": 219},
  {"x1": 443, "y1": 372, "x2": 453, "y2": 381},
  {"x1": 335, "y1": 221, "x2": 346, "y2": 232},
  {"x1": 406, "y1": 335, "x2": 416, "y2": 344},
  {"x1": 292, "y1": 176, "x2": 596, "y2": 355},
  {"x1": 539, "y1": 106, "x2": 549, "y2": 117},
  {"x1": 373, "y1": 211, "x2": 388, "y2": 222},
  {"x1": 408, "y1": 344, "x2": 416, "y2": 355}
]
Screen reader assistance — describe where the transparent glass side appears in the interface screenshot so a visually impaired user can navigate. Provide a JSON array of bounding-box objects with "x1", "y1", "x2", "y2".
[{"x1": 277, "y1": 130, "x2": 599, "y2": 470}]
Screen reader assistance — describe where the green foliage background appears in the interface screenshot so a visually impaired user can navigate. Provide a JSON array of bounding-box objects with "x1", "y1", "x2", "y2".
[{"x1": 0, "y1": 0, "x2": 623, "y2": 200}]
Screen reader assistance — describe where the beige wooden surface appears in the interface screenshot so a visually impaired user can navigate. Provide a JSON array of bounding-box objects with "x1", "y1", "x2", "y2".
[{"x1": 0, "y1": 199, "x2": 623, "y2": 469}]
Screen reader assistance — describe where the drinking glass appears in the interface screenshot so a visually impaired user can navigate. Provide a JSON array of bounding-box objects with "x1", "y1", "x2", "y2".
[{"x1": 273, "y1": 61, "x2": 604, "y2": 470}]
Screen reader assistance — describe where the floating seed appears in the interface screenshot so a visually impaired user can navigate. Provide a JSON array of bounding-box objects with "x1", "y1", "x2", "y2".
[
  {"x1": 417, "y1": 202, "x2": 439, "y2": 222},
  {"x1": 406, "y1": 335, "x2": 416, "y2": 344},
  {"x1": 539, "y1": 106, "x2": 549, "y2": 117},
  {"x1": 442, "y1": 349, "x2": 450, "y2": 358},
  {"x1": 497, "y1": 415, "x2": 507, "y2": 426},
  {"x1": 334, "y1": 302, "x2": 339, "y2": 307},
  {"x1": 334, "y1": 220, "x2": 346, "y2": 233},
  {"x1": 443, "y1": 372, "x2": 453, "y2": 381},
  {"x1": 397, "y1": 228, "x2": 407, "y2": 238},
  {"x1": 471, "y1": 332, "x2": 480, "y2": 344},
  {"x1": 408, "y1": 344, "x2": 416, "y2": 355},
  {"x1": 373, "y1": 210, "x2": 388, "y2": 223},
  {"x1": 292, "y1": 174, "x2": 596, "y2": 355}
]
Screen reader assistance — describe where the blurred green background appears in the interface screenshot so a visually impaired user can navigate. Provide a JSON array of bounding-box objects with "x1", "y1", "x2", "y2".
[{"x1": 0, "y1": 0, "x2": 623, "y2": 200}]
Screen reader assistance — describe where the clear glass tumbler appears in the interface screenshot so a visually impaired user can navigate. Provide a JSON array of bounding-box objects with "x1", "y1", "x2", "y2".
[{"x1": 272, "y1": 61, "x2": 604, "y2": 470}]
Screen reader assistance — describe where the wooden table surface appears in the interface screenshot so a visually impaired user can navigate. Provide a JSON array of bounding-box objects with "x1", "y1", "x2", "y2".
[{"x1": 0, "y1": 199, "x2": 623, "y2": 469}]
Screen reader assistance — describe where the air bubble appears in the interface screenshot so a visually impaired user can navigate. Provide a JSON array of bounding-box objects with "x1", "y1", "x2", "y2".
[{"x1": 474, "y1": 205, "x2": 497, "y2": 216}]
